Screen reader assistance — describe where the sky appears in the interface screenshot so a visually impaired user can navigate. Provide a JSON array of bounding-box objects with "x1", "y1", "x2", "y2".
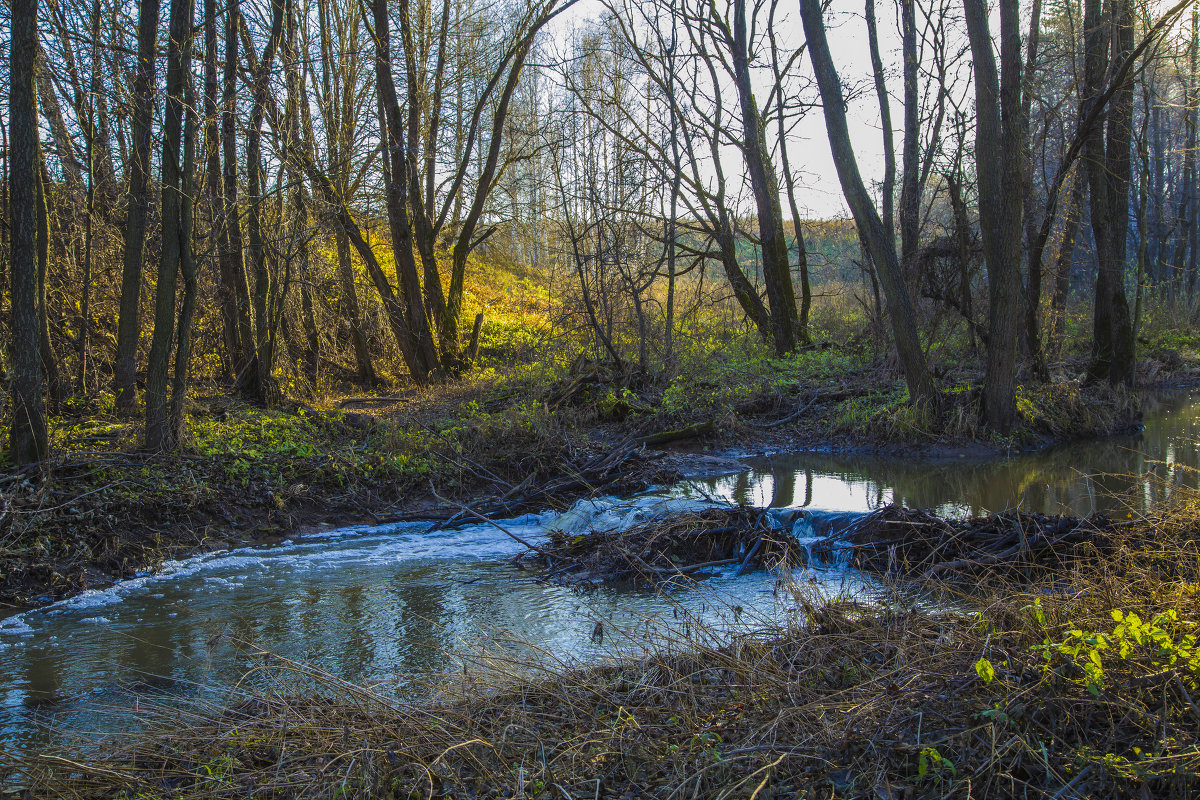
[{"x1": 551, "y1": 0, "x2": 925, "y2": 220}]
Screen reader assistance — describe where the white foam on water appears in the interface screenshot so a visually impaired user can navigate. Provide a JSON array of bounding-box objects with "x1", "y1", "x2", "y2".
[
  {"x1": 0, "y1": 618, "x2": 34, "y2": 637},
  {"x1": 548, "y1": 494, "x2": 727, "y2": 535},
  {"x1": 0, "y1": 513, "x2": 558, "y2": 635},
  {"x1": 79, "y1": 617, "x2": 111, "y2": 625}
]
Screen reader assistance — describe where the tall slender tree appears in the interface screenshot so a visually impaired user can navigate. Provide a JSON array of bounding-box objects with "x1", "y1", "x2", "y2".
[
  {"x1": 9, "y1": 0, "x2": 49, "y2": 466},
  {"x1": 114, "y1": 0, "x2": 163, "y2": 412},
  {"x1": 963, "y1": 0, "x2": 1025, "y2": 431},
  {"x1": 799, "y1": 0, "x2": 938, "y2": 408},
  {"x1": 1083, "y1": 0, "x2": 1136, "y2": 385},
  {"x1": 145, "y1": 0, "x2": 195, "y2": 449}
]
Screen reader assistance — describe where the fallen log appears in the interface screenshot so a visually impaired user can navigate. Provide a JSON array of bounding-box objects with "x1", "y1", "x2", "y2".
[{"x1": 635, "y1": 421, "x2": 715, "y2": 447}]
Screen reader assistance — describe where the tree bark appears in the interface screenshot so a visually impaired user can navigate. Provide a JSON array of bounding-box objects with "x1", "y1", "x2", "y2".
[
  {"x1": 245, "y1": 0, "x2": 285, "y2": 404},
  {"x1": 864, "y1": 0, "x2": 895, "y2": 248},
  {"x1": 1050, "y1": 168, "x2": 1084, "y2": 356},
  {"x1": 9, "y1": 0, "x2": 48, "y2": 467},
  {"x1": 1083, "y1": 0, "x2": 1136, "y2": 386},
  {"x1": 170, "y1": 77, "x2": 199, "y2": 442},
  {"x1": 898, "y1": 0, "x2": 921, "y2": 290},
  {"x1": 963, "y1": 0, "x2": 1025, "y2": 431},
  {"x1": 204, "y1": 0, "x2": 236, "y2": 382},
  {"x1": 114, "y1": 0, "x2": 162, "y2": 412},
  {"x1": 1019, "y1": 0, "x2": 1046, "y2": 378},
  {"x1": 145, "y1": 0, "x2": 193, "y2": 450},
  {"x1": 369, "y1": 0, "x2": 441, "y2": 382},
  {"x1": 730, "y1": 0, "x2": 799, "y2": 354},
  {"x1": 222, "y1": 0, "x2": 258, "y2": 394},
  {"x1": 799, "y1": 0, "x2": 938, "y2": 407},
  {"x1": 284, "y1": 0, "x2": 320, "y2": 384},
  {"x1": 335, "y1": 226, "x2": 377, "y2": 384},
  {"x1": 1172, "y1": 6, "x2": 1197, "y2": 292}
]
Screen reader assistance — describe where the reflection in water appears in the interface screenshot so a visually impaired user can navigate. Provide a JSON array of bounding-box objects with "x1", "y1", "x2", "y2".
[
  {"x1": 2, "y1": 392, "x2": 1199, "y2": 757},
  {"x1": 704, "y1": 392, "x2": 1200, "y2": 518},
  {"x1": 0, "y1": 519, "x2": 868, "y2": 755}
]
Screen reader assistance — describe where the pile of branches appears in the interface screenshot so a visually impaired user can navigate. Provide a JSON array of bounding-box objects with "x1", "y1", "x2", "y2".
[
  {"x1": 529, "y1": 507, "x2": 798, "y2": 587},
  {"x1": 843, "y1": 504, "x2": 1113, "y2": 580},
  {"x1": 436, "y1": 438, "x2": 656, "y2": 525}
]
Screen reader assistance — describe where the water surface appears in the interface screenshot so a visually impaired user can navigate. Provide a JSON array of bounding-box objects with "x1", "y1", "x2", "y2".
[{"x1": 3, "y1": 391, "x2": 1199, "y2": 755}]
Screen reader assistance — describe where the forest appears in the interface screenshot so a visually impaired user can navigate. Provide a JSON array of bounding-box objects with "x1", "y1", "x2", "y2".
[
  {"x1": 6, "y1": 0, "x2": 1200, "y2": 795},
  {"x1": 1, "y1": 0, "x2": 1198, "y2": 456}
]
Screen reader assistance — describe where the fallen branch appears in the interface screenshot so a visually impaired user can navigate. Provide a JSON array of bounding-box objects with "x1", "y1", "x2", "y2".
[{"x1": 635, "y1": 421, "x2": 715, "y2": 446}]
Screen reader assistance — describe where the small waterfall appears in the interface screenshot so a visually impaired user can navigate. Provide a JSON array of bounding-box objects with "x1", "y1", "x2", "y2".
[{"x1": 766, "y1": 508, "x2": 865, "y2": 568}]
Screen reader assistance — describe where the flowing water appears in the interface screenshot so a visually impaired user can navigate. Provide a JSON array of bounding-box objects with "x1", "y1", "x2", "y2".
[{"x1": 3, "y1": 391, "x2": 1200, "y2": 755}]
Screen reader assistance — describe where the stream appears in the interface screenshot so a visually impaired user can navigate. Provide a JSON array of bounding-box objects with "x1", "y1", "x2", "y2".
[{"x1": 3, "y1": 391, "x2": 1200, "y2": 756}]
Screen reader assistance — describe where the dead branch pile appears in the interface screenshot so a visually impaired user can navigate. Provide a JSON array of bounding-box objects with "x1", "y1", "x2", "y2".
[
  {"x1": 447, "y1": 438, "x2": 649, "y2": 524},
  {"x1": 528, "y1": 507, "x2": 799, "y2": 587},
  {"x1": 843, "y1": 503, "x2": 1112, "y2": 580}
]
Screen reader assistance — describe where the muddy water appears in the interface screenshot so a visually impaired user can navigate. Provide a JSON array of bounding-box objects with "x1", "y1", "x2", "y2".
[{"x1": 2, "y1": 391, "x2": 1199, "y2": 755}]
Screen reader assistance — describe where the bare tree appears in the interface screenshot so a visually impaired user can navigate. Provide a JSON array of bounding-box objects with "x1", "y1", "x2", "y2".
[
  {"x1": 9, "y1": 0, "x2": 48, "y2": 466},
  {"x1": 113, "y1": 0, "x2": 162, "y2": 411},
  {"x1": 145, "y1": 0, "x2": 195, "y2": 449},
  {"x1": 963, "y1": 0, "x2": 1024, "y2": 431},
  {"x1": 799, "y1": 0, "x2": 938, "y2": 408},
  {"x1": 1082, "y1": 0, "x2": 1136, "y2": 385}
]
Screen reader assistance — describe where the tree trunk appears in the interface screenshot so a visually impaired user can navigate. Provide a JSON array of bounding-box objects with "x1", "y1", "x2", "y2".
[
  {"x1": 36, "y1": 154, "x2": 65, "y2": 407},
  {"x1": 245, "y1": 0, "x2": 285, "y2": 405},
  {"x1": 1083, "y1": 0, "x2": 1136, "y2": 386},
  {"x1": 864, "y1": 0, "x2": 895, "y2": 248},
  {"x1": 284, "y1": 0, "x2": 320, "y2": 384},
  {"x1": 1173, "y1": 7, "x2": 1197, "y2": 293},
  {"x1": 114, "y1": 0, "x2": 162, "y2": 412},
  {"x1": 1050, "y1": 168, "x2": 1084, "y2": 356},
  {"x1": 145, "y1": 0, "x2": 193, "y2": 450},
  {"x1": 899, "y1": 0, "x2": 921, "y2": 290},
  {"x1": 964, "y1": 0, "x2": 1025, "y2": 432},
  {"x1": 369, "y1": 0, "x2": 441, "y2": 381},
  {"x1": 731, "y1": 0, "x2": 799, "y2": 354},
  {"x1": 204, "y1": 0, "x2": 236, "y2": 382},
  {"x1": 301, "y1": 157, "x2": 427, "y2": 376},
  {"x1": 222, "y1": 0, "x2": 258, "y2": 394},
  {"x1": 170, "y1": 79, "x2": 199, "y2": 442},
  {"x1": 335, "y1": 226, "x2": 377, "y2": 384},
  {"x1": 9, "y1": 0, "x2": 48, "y2": 467},
  {"x1": 799, "y1": 0, "x2": 938, "y2": 407},
  {"x1": 1020, "y1": 0, "x2": 1046, "y2": 378}
]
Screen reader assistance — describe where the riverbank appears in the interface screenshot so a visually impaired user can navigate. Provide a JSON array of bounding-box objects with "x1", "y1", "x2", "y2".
[
  {"x1": 9, "y1": 494, "x2": 1199, "y2": 798},
  {"x1": 0, "y1": 343, "x2": 1185, "y2": 613}
]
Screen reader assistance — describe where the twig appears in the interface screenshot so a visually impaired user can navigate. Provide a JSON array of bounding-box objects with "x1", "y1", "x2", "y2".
[
  {"x1": 747, "y1": 394, "x2": 820, "y2": 429},
  {"x1": 428, "y1": 481, "x2": 556, "y2": 561}
]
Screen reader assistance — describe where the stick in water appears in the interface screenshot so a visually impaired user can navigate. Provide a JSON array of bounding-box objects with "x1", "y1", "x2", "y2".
[{"x1": 429, "y1": 481, "x2": 556, "y2": 561}]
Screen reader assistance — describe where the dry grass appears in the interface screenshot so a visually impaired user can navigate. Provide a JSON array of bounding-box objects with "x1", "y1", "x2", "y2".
[
  {"x1": 10, "y1": 461, "x2": 1200, "y2": 800},
  {"x1": 9, "y1": 497, "x2": 1200, "y2": 799}
]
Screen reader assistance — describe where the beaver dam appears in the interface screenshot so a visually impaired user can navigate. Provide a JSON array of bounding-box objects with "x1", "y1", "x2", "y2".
[
  {"x1": 526, "y1": 501, "x2": 1115, "y2": 586},
  {"x1": 524, "y1": 507, "x2": 801, "y2": 587}
]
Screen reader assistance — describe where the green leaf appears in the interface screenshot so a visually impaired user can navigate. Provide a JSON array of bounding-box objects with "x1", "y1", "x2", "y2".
[{"x1": 975, "y1": 658, "x2": 996, "y2": 685}]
